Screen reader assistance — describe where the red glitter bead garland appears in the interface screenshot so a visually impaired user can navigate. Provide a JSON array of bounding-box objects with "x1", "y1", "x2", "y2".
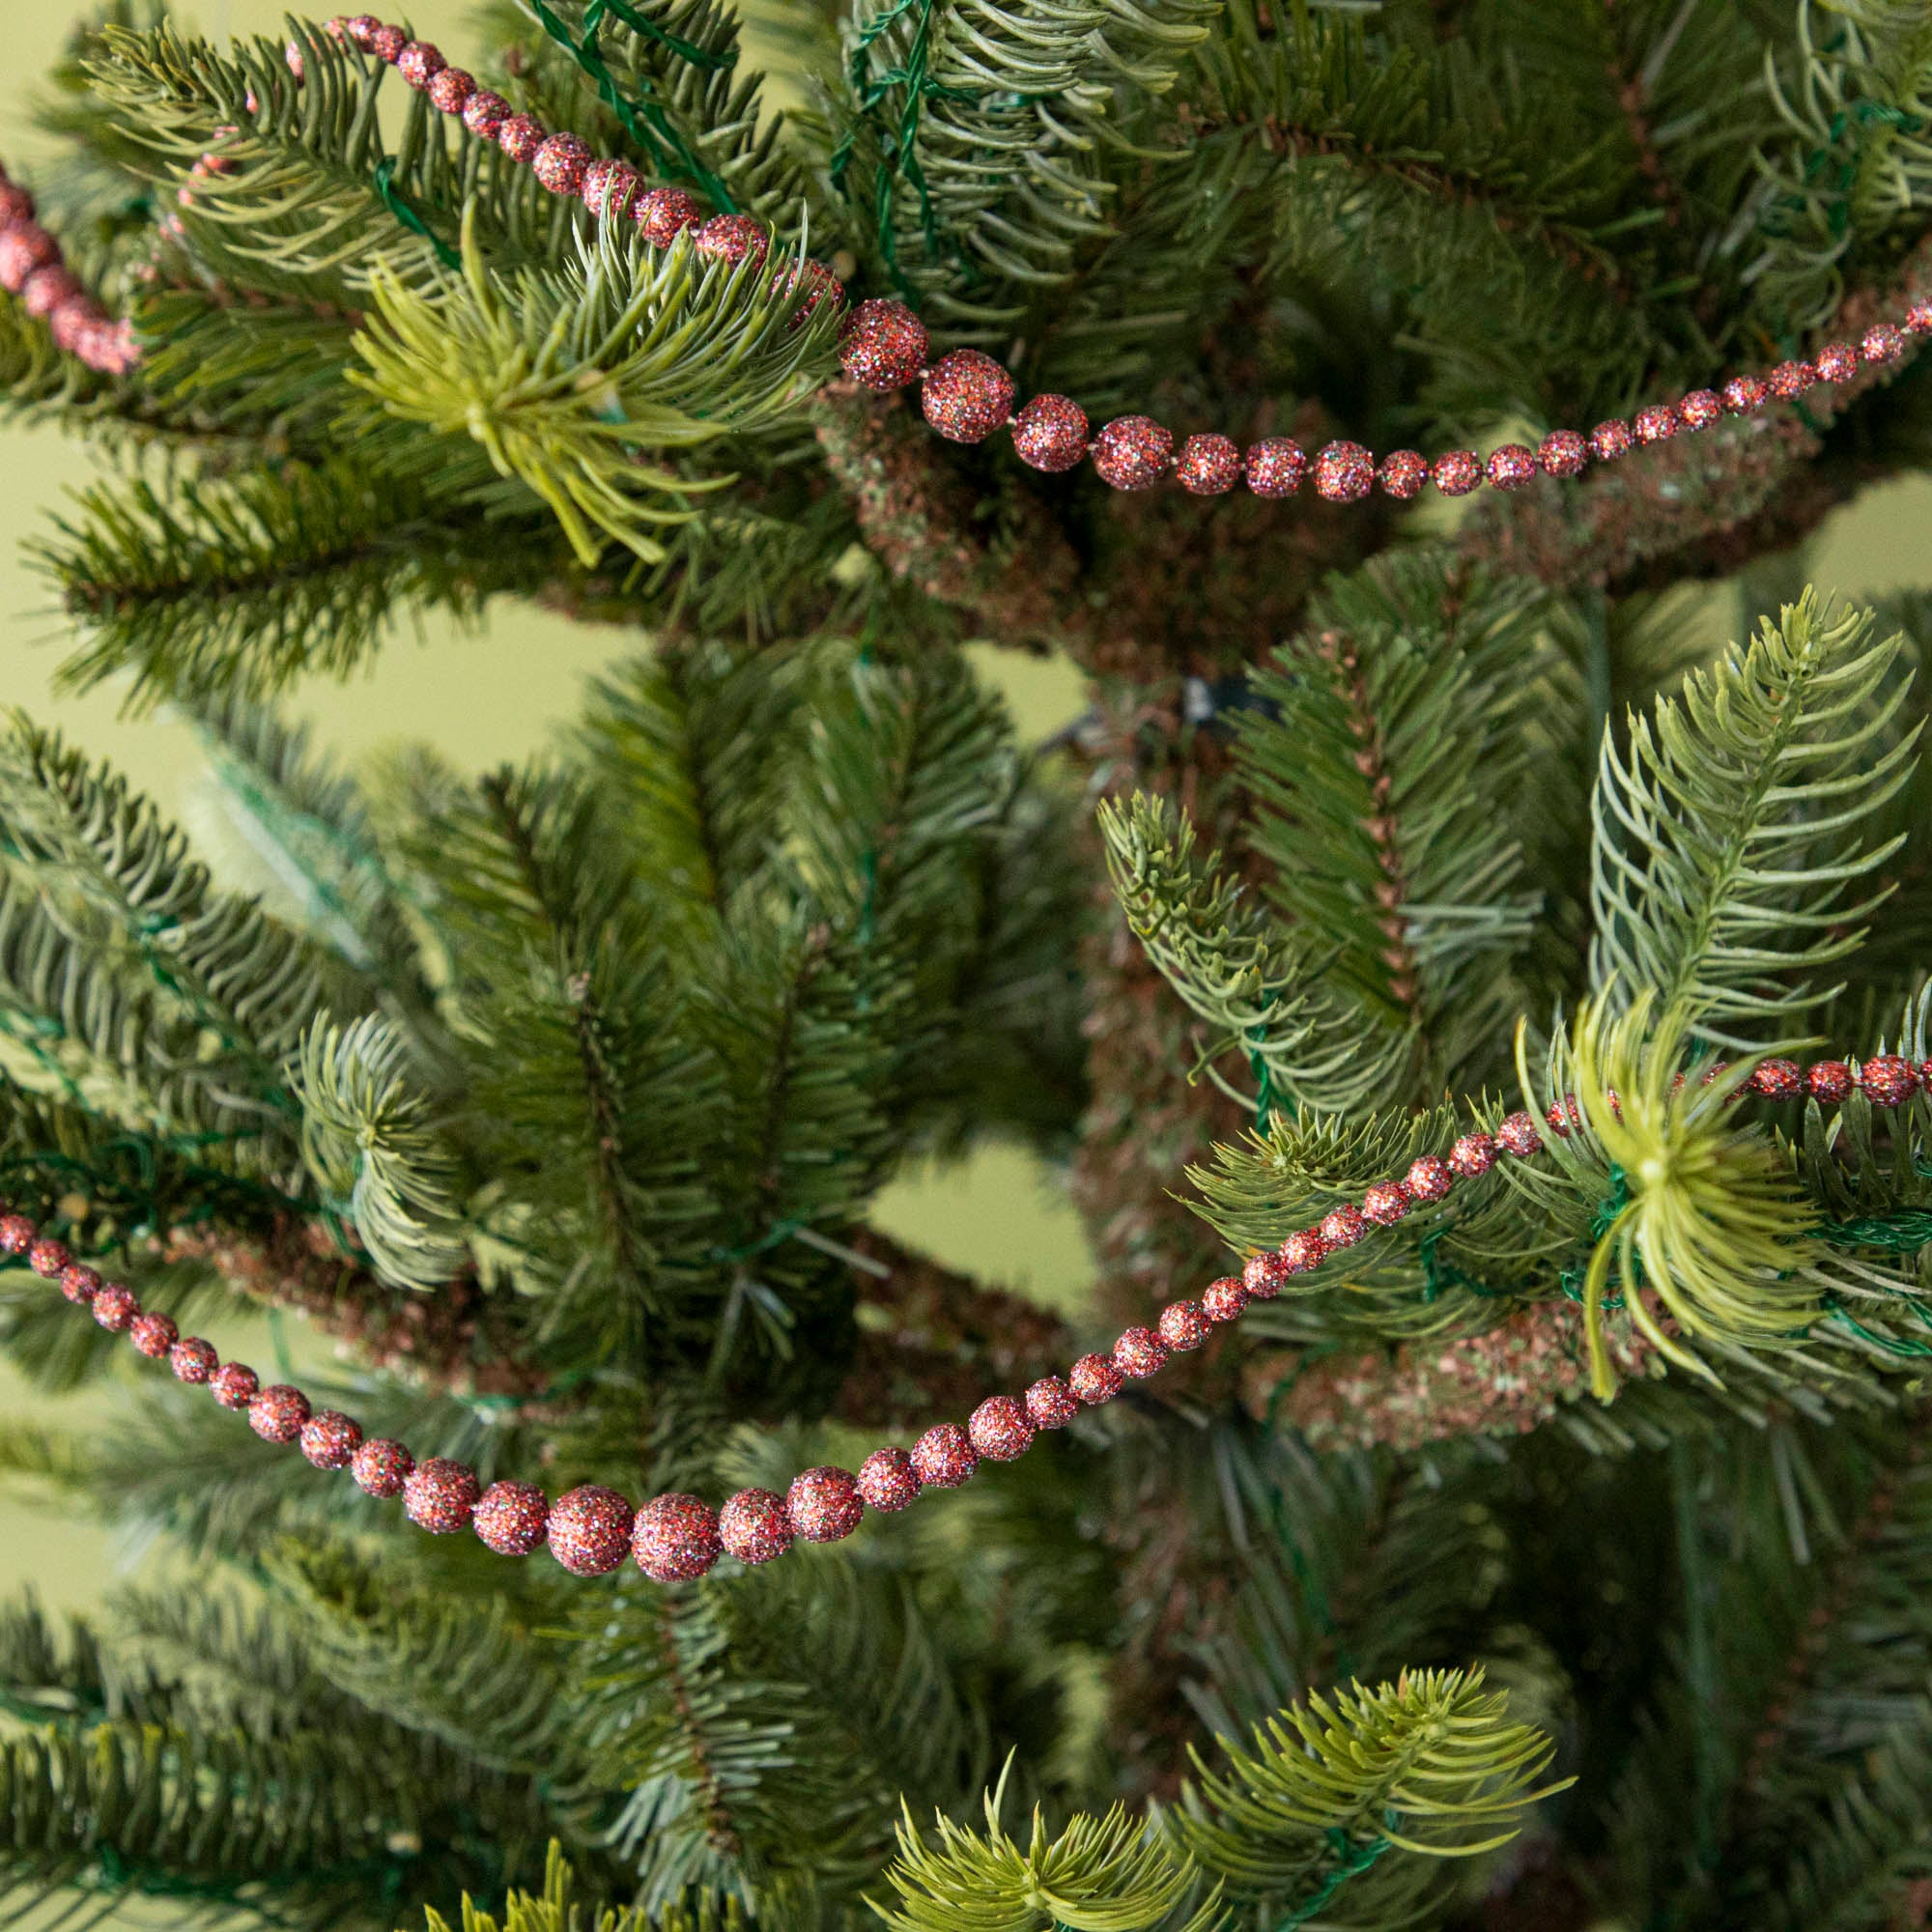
[
  {"x1": 787, "y1": 1465, "x2": 866, "y2": 1542},
  {"x1": 475, "y1": 1480, "x2": 551, "y2": 1555},
  {"x1": 911, "y1": 1422, "x2": 980, "y2": 1487},
  {"x1": 857, "y1": 1446, "x2": 922, "y2": 1511},
  {"x1": 922, "y1": 350, "x2": 1015, "y2": 443},
  {"x1": 1093, "y1": 416, "x2": 1175, "y2": 491},
  {"x1": 547, "y1": 1484, "x2": 634, "y2": 1575},
  {"x1": 1012, "y1": 394, "x2": 1089, "y2": 471},
  {"x1": 634, "y1": 1492, "x2": 722, "y2": 1579},
  {"x1": 0, "y1": 1032, "x2": 1920, "y2": 1581},
  {"x1": 719, "y1": 1487, "x2": 793, "y2": 1564},
  {"x1": 404, "y1": 1457, "x2": 480, "y2": 1533}
]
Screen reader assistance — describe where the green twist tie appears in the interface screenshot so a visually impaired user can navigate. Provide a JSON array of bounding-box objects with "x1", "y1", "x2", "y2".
[
  {"x1": 827, "y1": 0, "x2": 980, "y2": 300},
  {"x1": 1276, "y1": 1825, "x2": 1397, "y2": 1929},
  {"x1": 1246, "y1": 1028, "x2": 1296, "y2": 1132},
  {"x1": 371, "y1": 157, "x2": 461, "y2": 270},
  {"x1": 1819, "y1": 1208, "x2": 1932, "y2": 1250},
  {"x1": 526, "y1": 0, "x2": 737, "y2": 211}
]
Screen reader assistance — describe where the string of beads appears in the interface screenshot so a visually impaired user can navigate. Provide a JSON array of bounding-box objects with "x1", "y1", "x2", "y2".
[
  {"x1": 6, "y1": 13, "x2": 1926, "y2": 481},
  {"x1": 4, "y1": 1049, "x2": 1924, "y2": 1584},
  {"x1": 0, "y1": 167, "x2": 138, "y2": 375}
]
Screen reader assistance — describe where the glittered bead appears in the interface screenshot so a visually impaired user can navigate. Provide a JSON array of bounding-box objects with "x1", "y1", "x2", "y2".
[
  {"x1": 857, "y1": 1446, "x2": 922, "y2": 1511},
  {"x1": 1815, "y1": 341, "x2": 1859, "y2": 384},
  {"x1": 128, "y1": 1312, "x2": 178, "y2": 1359},
  {"x1": 1589, "y1": 420, "x2": 1633, "y2": 461},
  {"x1": 1378, "y1": 450, "x2": 1429, "y2": 498},
  {"x1": 1722, "y1": 374, "x2": 1769, "y2": 412},
  {"x1": 911, "y1": 1423, "x2": 979, "y2": 1487},
  {"x1": 0, "y1": 183, "x2": 33, "y2": 224},
  {"x1": 496, "y1": 115, "x2": 546, "y2": 165},
  {"x1": 1157, "y1": 1299, "x2": 1211, "y2": 1351},
  {"x1": 1320, "y1": 1206, "x2": 1368, "y2": 1250},
  {"x1": 248, "y1": 1384, "x2": 311, "y2": 1444},
  {"x1": 717, "y1": 1487, "x2": 792, "y2": 1563},
  {"x1": 838, "y1": 297, "x2": 926, "y2": 391},
  {"x1": 1908, "y1": 303, "x2": 1932, "y2": 334},
  {"x1": 299, "y1": 1410, "x2": 363, "y2": 1470},
  {"x1": 695, "y1": 213, "x2": 769, "y2": 266},
  {"x1": 633, "y1": 186, "x2": 703, "y2": 246},
  {"x1": 93, "y1": 1285, "x2": 139, "y2": 1333},
  {"x1": 340, "y1": 14, "x2": 382, "y2": 48},
  {"x1": 1768, "y1": 359, "x2": 1814, "y2": 399},
  {"x1": 1673, "y1": 389, "x2": 1719, "y2": 431},
  {"x1": 782, "y1": 260, "x2": 842, "y2": 327},
  {"x1": 1176, "y1": 433, "x2": 1241, "y2": 495},
  {"x1": 1280, "y1": 1230, "x2": 1328, "y2": 1275},
  {"x1": 531, "y1": 133, "x2": 591, "y2": 196},
  {"x1": 51, "y1": 302, "x2": 96, "y2": 357},
  {"x1": 1546, "y1": 1094, "x2": 1582, "y2": 1136},
  {"x1": 351, "y1": 1438, "x2": 414, "y2": 1497},
  {"x1": 785, "y1": 1465, "x2": 864, "y2": 1544},
  {"x1": 1449, "y1": 1132, "x2": 1495, "y2": 1177},
  {"x1": 1243, "y1": 1250, "x2": 1288, "y2": 1299},
  {"x1": 1011, "y1": 393, "x2": 1088, "y2": 470},
  {"x1": 405, "y1": 1458, "x2": 480, "y2": 1535},
  {"x1": 579, "y1": 158, "x2": 640, "y2": 220},
  {"x1": 1066, "y1": 1353, "x2": 1122, "y2": 1406},
  {"x1": 547, "y1": 1484, "x2": 635, "y2": 1575},
  {"x1": 0, "y1": 227, "x2": 59, "y2": 293},
  {"x1": 169, "y1": 1336, "x2": 217, "y2": 1383},
  {"x1": 633, "y1": 1492, "x2": 722, "y2": 1578},
  {"x1": 1025, "y1": 1376, "x2": 1078, "y2": 1428},
  {"x1": 1360, "y1": 1182, "x2": 1410, "y2": 1226},
  {"x1": 461, "y1": 89, "x2": 511, "y2": 139},
  {"x1": 1486, "y1": 443, "x2": 1536, "y2": 491},
  {"x1": 1404, "y1": 1155, "x2": 1452, "y2": 1203},
  {"x1": 1113, "y1": 1325, "x2": 1168, "y2": 1378},
  {"x1": 1245, "y1": 438, "x2": 1307, "y2": 498},
  {"x1": 395, "y1": 42, "x2": 444, "y2": 90},
  {"x1": 1495, "y1": 1111, "x2": 1544, "y2": 1156},
  {"x1": 1858, "y1": 1054, "x2": 1918, "y2": 1107},
  {"x1": 367, "y1": 23, "x2": 407, "y2": 61},
  {"x1": 1634, "y1": 405, "x2": 1677, "y2": 444},
  {"x1": 969, "y1": 1397, "x2": 1035, "y2": 1462},
  {"x1": 60, "y1": 1264, "x2": 100, "y2": 1305},
  {"x1": 1538, "y1": 430, "x2": 1587, "y2": 477},
  {"x1": 0, "y1": 1214, "x2": 33, "y2": 1254},
  {"x1": 210, "y1": 1360, "x2": 257, "y2": 1408},
  {"x1": 1806, "y1": 1060, "x2": 1853, "y2": 1102},
  {"x1": 462, "y1": 1479, "x2": 547, "y2": 1554},
  {"x1": 1698, "y1": 1062, "x2": 1732, "y2": 1088},
  {"x1": 28, "y1": 1237, "x2": 70, "y2": 1278},
  {"x1": 1432, "y1": 449, "x2": 1482, "y2": 497},
  {"x1": 1202, "y1": 1276, "x2": 1248, "y2": 1321},
  {"x1": 923, "y1": 350, "x2": 1015, "y2": 443},
  {"x1": 22, "y1": 268, "x2": 78, "y2": 318},
  {"x1": 427, "y1": 67, "x2": 473, "y2": 114},
  {"x1": 1748, "y1": 1058, "x2": 1803, "y2": 1099},
  {"x1": 1093, "y1": 415, "x2": 1175, "y2": 491},
  {"x1": 1314, "y1": 440, "x2": 1375, "y2": 503},
  {"x1": 1862, "y1": 323, "x2": 1906, "y2": 363}
]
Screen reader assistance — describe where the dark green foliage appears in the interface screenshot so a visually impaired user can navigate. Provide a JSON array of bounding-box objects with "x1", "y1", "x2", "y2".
[{"x1": 9, "y1": 0, "x2": 1932, "y2": 1928}]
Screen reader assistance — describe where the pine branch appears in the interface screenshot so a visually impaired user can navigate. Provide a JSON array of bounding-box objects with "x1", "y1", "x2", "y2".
[
  {"x1": 352, "y1": 213, "x2": 841, "y2": 566},
  {"x1": 87, "y1": 20, "x2": 563, "y2": 309},
  {"x1": 42, "y1": 457, "x2": 530, "y2": 708},
  {"x1": 1587, "y1": 592, "x2": 1918, "y2": 1049}
]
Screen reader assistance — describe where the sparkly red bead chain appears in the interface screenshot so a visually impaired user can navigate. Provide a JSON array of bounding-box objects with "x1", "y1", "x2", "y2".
[
  {"x1": 6, "y1": 14, "x2": 1924, "y2": 485},
  {"x1": 0, "y1": 169, "x2": 138, "y2": 375},
  {"x1": 3, "y1": 1049, "x2": 1920, "y2": 1583}
]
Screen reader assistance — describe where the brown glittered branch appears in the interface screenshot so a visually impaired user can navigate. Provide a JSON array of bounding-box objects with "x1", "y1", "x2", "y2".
[{"x1": 1460, "y1": 237, "x2": 1932, "y2": 595}]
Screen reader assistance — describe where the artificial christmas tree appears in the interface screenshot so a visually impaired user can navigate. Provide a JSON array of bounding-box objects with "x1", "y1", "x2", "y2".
[{"x1": 3, "y1": 0, "x2": 1932, "y2": 1925}]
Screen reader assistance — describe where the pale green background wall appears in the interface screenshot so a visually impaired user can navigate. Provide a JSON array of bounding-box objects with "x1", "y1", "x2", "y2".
[{"x1": 0, "y1": 0, "x2": 1927, "y2": 1622}]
